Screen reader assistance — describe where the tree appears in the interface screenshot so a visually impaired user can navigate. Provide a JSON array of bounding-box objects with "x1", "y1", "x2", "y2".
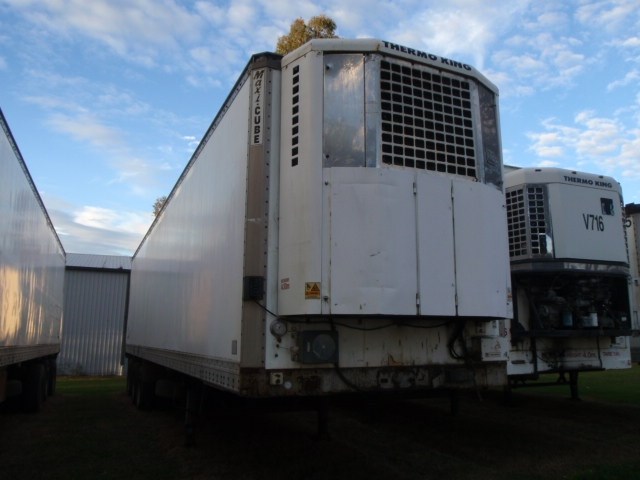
[
  {"x1": 153, "y1": 195, "x2": 167, "y2": 217},
  {"x1": 276, "y1": 15, "x2": 338, "y2": 55}
]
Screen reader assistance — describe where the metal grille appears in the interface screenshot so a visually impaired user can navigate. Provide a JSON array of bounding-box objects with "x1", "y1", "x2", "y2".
[
  {"x1": 527, "y1": 186, "x2": 547, "y2": 255},
  {"x1": 506, "y1": 185, "x2": 549, "y2": 258},
  {"x1": 380, "y1": 60, "x2": 476, "y2": 179},
  {"x1": 506, "y1": 187, "x2": 527, "y2": 257}
]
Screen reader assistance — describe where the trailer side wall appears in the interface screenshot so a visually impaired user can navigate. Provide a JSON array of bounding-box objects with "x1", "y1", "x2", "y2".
[
  {"x1": 127, "y1": 55, "x2": 282, "y2": 391},
  {"x1": 0, "y1": 110, "x2": 65, "y2": 367}
]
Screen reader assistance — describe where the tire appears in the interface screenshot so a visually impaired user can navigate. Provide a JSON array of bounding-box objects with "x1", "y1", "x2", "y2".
[
  {"x1": 135, "y1": 379, "x2": 154, "y2": 410},
  {"x1": 22, "y1": 363, "x2": 46, "y2": 413},
  {"x1": 126, "y1": 360, "x2": 136, "y2": 397},
  {"x1": 47, "y1": 359, "x2": 57, "y2": 397}
]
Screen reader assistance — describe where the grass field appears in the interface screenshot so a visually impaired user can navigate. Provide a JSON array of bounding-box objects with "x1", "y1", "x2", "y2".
[
  {"x1": 1, "y1": 367, "x2": 640, "y2": 480},
  {"x1": 522, "y1": 367, "x2": 640, "y2": 406}
]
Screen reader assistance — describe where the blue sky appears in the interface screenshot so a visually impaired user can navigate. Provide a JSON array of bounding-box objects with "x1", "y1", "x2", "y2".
[{"x1": 1, "y1": 0, "x2": 639, "y2": 255}]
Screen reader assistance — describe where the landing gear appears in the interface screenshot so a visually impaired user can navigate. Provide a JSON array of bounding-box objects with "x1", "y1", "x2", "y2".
[
  {"x1": 22, "y1": 362, "x2": 47, "y2": 413},
  {"x1": 315, "y1": 398, "x2": 330, "y2": 441},
  {"x1": 449, "y1": 390, "x2": 460, "y2": 416},
  {"x1": 569, "y1": 371, "x2": 579, "y2": 401},
  {"x1": 184, "y1": 382, "x2": 203, "y2": 447}
]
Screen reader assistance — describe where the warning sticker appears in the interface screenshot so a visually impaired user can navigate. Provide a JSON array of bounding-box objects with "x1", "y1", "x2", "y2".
[{"x1": 305, "y1": 282, "x2": 321, "y2": 299}]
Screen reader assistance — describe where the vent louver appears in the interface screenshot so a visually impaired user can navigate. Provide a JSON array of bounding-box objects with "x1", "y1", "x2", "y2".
[
  {"x1": 291, "y1": 64, "x2": 300, "y2": 167},
  {"x1": 379, "y1": 60, "x2": 477, "y2": 179},
  {"x1": 506, "y1": 185, "x2": 549, "y2": 259}
]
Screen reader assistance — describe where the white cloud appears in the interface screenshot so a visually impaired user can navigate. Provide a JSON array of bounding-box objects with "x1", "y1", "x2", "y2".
[
  {"x1": 73, "y1": 206, "x2": 120, "y2": 229},
  {"x1": 73, "y1": 205, "x2": 149, "y2": 233},
  {"x1": 390, "y1": 4, "x2": 516, "y2": 69},
  {"x1": 194, "y1": 1, "x2": 225, "y2": 25},
  {"x1": 42, "y1": 196, "x2": 150, "y2": 255},
  {"x1": 181, "y1": 135, "x2": 199, "y2": 149},
  {"x1": 484, "y1": 0, "x2": 599, "y2": 98},
  {"x1": 616, "y1": 131, "x2": 640, "y2": 178},
  {"x1": 47, "y1": 113, "x2": 124, "y2": 149},
  {"x1": 486, "y1": 2, "x2": 631, "y2": 98},
  {"x1": 39, "y1": 110, "x2": 174, "y2": 199},
  {"x1": 25, "y1": 69, "x2": 88, "y2": 88},
  {"x1": 158, "y1": 162, "x2": 174, "y2": 171},
  {"x1": 619, "y1": 37, "x2": 640, "y2": 48},
  {"x1": 96, "y1": 87, "x2": 150, "y2": 116},
  {"x1": 607, "y1": 69, "x2": 640, "y2": 91},
  {"x1": 227, "y1": 0, "x2": 258, "y2": 27},
  {"x1": 575, "y1": 0, "x2": 639, "y2": 32},
  {"x1": 19, "y1": 70, "x2": 190, "y2": 200},
  {"x1": 573, "y1": 111, "x2": 624, "y2": 157},
  {"x1": 189, "y1": 46, "x2": 219, "y2": 74},
  {"x1": 537, "y1": 159, "x2": 561, "y2": 168},
  {"x1": 4, "y1": 0, "x2": 204, "y2": 64},
  {"x1": 23, "y1": 95, "x2": 87, "y2": 113},
  {"x1": 255, "y1": 0, "x2": 321, "y2": 21},
  {"x1": 532, "y1": 11, "x2": 569, "y2": 29},
  {"x1": 531, "y1": 34, "x2": 586, "y2": 85},
  {"x1": 106, "y1": 155, "x2": 180, "y2": 198},
  {"x1": 527, "y1": 126, "x2": 569, "y2": 158},
  {"x1": 527, "y1": 110, "x2": 640, "y2": 178}
]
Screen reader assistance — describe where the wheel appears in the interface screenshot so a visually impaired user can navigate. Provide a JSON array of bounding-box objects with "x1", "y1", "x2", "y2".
[
  {"x1": 127, "y1": 360, "x2": 139, "y2": 400},
  {"x1": 22, "y1": 363, "x2": 46, "y2": 413},
  {"x1": 126, "y1": 362, "x2": 134, "y2": 397},
  {"x1": 134, "y1": 378, "x2": 152, "y2": 410},
  {"x1": 47, "y1": 359, "x2": 57, "y2": 397}
]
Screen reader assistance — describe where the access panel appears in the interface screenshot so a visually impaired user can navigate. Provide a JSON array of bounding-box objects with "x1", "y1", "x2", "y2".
[{"x1": 328, "y1": 168, "x2": 418, "y2": 315}]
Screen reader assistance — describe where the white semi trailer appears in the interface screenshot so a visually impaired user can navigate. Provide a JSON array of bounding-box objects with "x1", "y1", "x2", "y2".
[
  {"x1": 504, "y1": 167, "x2": 633, "y2": 397},
  {"x1": 624, "y1": 203, "x2": 640, "y2": 362},
  {"x1": 126, "y1": 39, "x2": 512, "y2": 411},
  {"x1": 0, "y1": 108, "x2": 66, "y2": 411}
]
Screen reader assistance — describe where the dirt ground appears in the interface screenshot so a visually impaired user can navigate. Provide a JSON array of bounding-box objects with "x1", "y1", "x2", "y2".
[{"x1": 1, "y1": 377, "x2": 640, "y2": 480}]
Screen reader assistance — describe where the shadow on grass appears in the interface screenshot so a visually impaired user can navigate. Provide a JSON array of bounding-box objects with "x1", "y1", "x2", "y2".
[{"x1": 2, "y1": 372, "x2": 640, "y2": 480}]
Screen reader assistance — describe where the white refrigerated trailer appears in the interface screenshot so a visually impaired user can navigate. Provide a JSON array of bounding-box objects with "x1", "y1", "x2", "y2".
[
  {"x1": 504, "y1": 167, "x2": 633, "y2": 396},
  {"x1": 0, "y1": 108, "x2": 66, "y2": 411},
  {"x1": 126, "y1": 39, "x2": 512, "y2": 408},
  {"x1": 624, "y1": 202, "x2": 640, "y2": 362}
]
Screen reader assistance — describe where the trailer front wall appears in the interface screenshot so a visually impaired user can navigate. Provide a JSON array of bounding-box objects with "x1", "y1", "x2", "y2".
[
  {"x1": 505, "y1": 168, "x2": 633, "y2": 376},
  {"x1": 268, "y1": 41, "x2": 511, "y2": 379},
  {"x1": 549, "y1": 184, "x2": 627, "y2": 263},
  {"x1": 0, "y1": 110, "x2": 65, "y2": 366},
  {"x1": 277, "y1": 45, "x2": 511, "y2": 320}
]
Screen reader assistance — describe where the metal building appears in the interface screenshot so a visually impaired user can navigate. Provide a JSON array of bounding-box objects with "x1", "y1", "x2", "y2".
[{"x1": 58, "y1": 254, "x2": 131, "y2": 376}]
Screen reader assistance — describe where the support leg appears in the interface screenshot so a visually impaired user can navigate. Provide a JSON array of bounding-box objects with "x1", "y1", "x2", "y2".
[
  {"x1": 185, "y1": 383, "x2": 202, "y2": 447},
  {"x1": 315, "y1": 398, "x2": 330, "y2": 441},
  {"x1": 449, "y1": 389, "x2": 460, "y2": 416},
  {"x1": 569, "y1": 371, "x2": 580, "y2": 401},
  {"x1": 503, "y1": 383, "x2": 514, "y2": 407}
]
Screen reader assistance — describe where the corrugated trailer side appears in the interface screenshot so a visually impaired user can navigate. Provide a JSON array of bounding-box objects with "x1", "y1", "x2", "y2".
[
  {"x1": 0, "y1": 108, "x2": 66, "y2": 411},
  {"x1": 125, "y1": 53, "x2": 282, "y2": 400}
]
